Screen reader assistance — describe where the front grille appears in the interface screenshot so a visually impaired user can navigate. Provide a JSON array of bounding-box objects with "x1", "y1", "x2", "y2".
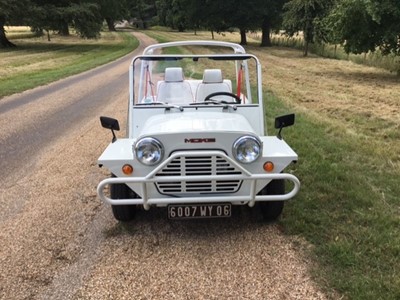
[{"x1": 155, "y1": 154, "x2": 243, "y2": 195}]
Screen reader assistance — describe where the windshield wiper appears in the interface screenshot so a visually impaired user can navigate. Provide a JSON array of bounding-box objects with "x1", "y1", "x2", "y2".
[
  {"x1": 165, "y1": 104, "x2": 184, "y2": 112},
  {"x1": 190, "y1": 100, "x2": 237, "y2": 110},
  {"x1": 136, "y1": 101, "x2": 183, "y2": 111}
]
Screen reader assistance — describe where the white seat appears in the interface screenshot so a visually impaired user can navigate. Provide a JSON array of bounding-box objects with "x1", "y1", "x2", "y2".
[
  {"x1": 157, "y1": 67, "x2": 193, "y2": 104},
  {"x1": 195, "y1": 69, "x2": 232, "y2": 102}
]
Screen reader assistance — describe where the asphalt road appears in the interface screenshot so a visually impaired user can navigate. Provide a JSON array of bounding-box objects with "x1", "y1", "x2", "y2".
[
  {"x1": 0, "y1": 36, "x2": 134, "y2": 182},
  {"x1": 0, "y1": 32, "x2": 327, "y2": 299}
]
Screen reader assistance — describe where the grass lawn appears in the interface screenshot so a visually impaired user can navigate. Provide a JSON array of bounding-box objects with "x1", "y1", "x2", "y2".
[
  {"x1": 0, "y1": 29, "x2": 138, "y2": 98},
  {"x1": 145, "y1": 29, "x2": 400, "y2": 299}
]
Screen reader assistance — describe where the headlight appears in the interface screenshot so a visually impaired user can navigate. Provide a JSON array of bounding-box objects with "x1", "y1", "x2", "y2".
[
  {"x1": 233, "y1": 136, "x2": 261, "y2": 163},
  {"x1": 135, "y1": 137, "x2": 164, "y2": 165}
]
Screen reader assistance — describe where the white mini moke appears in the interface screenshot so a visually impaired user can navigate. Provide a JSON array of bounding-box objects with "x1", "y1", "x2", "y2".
[{"x1": 97, "y1": 40, "x2": 300, "y2": 222}]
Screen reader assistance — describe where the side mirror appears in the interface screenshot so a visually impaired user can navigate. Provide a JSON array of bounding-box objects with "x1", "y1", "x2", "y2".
[
  {"x1": 274, "y1": 114, "x2": 295, "y2": 139},
  {"x1": 100, "y1": 116, "x2": 120, "y2": 131},
  {"x1": 100, "y1": 116, "x2": 120, "y2": 143}
]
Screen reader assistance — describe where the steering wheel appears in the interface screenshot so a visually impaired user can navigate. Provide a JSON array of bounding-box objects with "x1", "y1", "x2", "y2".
[{"x1": 204, "y1": 92, "x2": 241, "y2": 104}]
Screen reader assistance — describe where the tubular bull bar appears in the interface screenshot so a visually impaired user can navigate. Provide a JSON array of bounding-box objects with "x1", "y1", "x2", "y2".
[
  {"x1": 97, "y1": 173, "x2": 300, "y2": 210},
  {"x1": 97, "y1": 151, "x2": 300, "y2": 210}
]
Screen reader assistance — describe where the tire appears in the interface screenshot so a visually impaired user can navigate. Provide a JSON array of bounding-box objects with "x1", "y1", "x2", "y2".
[
  {"x1": 110, "y1": 175, "x2": 137, "y2": 222},
  {"x1": 258, "y1": 179, "x2": 285, "y2": 221}
]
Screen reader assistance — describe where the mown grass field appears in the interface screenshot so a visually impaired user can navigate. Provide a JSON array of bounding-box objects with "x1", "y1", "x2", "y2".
[
  {"x1": 2, "y1": 27, "x2": 399, "y2": 299},
  {"x1": 0, "y1": 28, "x2": 138, "y2": 98},
  {"x1": 145, "y1": 29, "x2": 400, "y2": 299},
  {"x1": 247, "y1": 31, "x2": 400, "y2": 75}
]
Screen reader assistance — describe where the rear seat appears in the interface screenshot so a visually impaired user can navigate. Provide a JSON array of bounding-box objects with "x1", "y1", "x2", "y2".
[
  {"x1": 157, "y1": 67, "x2": 194, "y2": 104},
  {"x1": 195, "y1": 69, "x2": 232, "y2": 102}
]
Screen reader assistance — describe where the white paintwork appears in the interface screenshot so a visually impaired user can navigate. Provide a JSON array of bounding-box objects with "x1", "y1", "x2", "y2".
[
  {"x1": 130, "y1": 106, "x2": 265, "y2": 139},
  {"x1": 143, "y1": 40, "x2": 247, "y2": 55},
  {"x1": 139, "y1": 112, "x2": 255, "y2": 136},
  {"x1": 98, "y1": 40, "x2": 300, "y2": 210}
]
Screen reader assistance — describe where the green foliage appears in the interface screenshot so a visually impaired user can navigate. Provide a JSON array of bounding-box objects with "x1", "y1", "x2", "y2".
[
  {"x1": 282, "y1": 0, "x2": 333, "y2": 55},
  {"x1": 280, "y1": 0, "x2": 400, "y2": 62},
  {"x1": 365, "y1": 0, "x2": 400, "y2": 55},
  {"x1": 0, "y1": 0, "x2": 105, "y2": 45},
  {"x1": 2, "y1": 0, "x2": 400, "y2": 62},
  {"x1": 256, "y1": 0, "x2": 286, "y2": 46},
  {"x1": 68, "y1": 2, "x2": 103, "y2": 38},
  {"x1": 129, "y1": 0, "x2": 157, "y2": 29},
  {"x1": 193, "y1": 0, "x2": 230, "y2": 33},
  {"x1": 324, "y1": 0, "x2": 400, "y2": 55},
  {"x1": 268, "y1": 33, "x2": 400, "y2": 74},
  {"x1": 324, "y1": 0, "x2": 378, "y2": 54},
  {"x1": 0, "y1": 0, "x2": 31, "y2": 46},
  {"x1": 98, "y1": 0, "x2": 130, "y2": 31},
  {"x1": 0, "y1": 0, "x2": 30, "y2": 21}
]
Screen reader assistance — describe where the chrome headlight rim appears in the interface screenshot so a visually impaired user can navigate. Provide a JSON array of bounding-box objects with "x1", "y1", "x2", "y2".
[
  {"x1": 232, "y1": 135, "x2": 262, "y2": 164},
  {"x1": 135, "y1": 137, "x2": 164, "y2": 166}
]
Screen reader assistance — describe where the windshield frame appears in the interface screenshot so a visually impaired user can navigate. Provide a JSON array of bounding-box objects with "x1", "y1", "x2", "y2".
[{"x1": 129, "y1": 53, "x2": 263, "y2": 108}]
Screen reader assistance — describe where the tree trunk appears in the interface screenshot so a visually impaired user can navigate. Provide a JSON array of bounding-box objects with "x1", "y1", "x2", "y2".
[
  {"x1": 0, "y1": 16, "x2": 16, "y2": 48},
  {"x1": 260, "y1": 17, "x2": 271, "y2": 47},
  {"x1": 142, "y1": 18, "x2": 148, "y2": 29},
  {"x1": 106, "y1": 18, "x2": 116, "y2": 31},
  {"x1": 211, "y1": 30, "x2": 214, "y2": 40},
  {"x1": 239, "y1": 28, "x2": 247, "y2": 45},
  {"x1": 59, "y1": 22, "x2": 70, "y2": 36},
  {"x1": 304, "y1": 40, "x2": 309, "y2": 57},
  {"x1": 46, "y1": 29, "x2": 51, "y2": 42},
  {"x1": 303, "y1": 26, "x2": 310, "y2": 57}
]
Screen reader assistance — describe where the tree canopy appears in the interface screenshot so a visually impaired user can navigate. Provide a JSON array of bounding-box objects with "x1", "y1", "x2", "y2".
[
  {"x1": 0, "y1": 0, "x2": 30, "y2": 46},
  {"x1": 282, "y1": 0, "x2": 333, "y2": 56},
  {"x1": 1, "y1": 0, "x2": 400, "y2": 62},
  {"x1": 0, "y1": 0, "x2": 105, "y2": 46},
  {"x1": 324, "y1": 0, "x2": 400, "y2": 55}
]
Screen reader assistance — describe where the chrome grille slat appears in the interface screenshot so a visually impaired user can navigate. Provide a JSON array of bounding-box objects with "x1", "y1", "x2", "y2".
[{"x1": 155, "y1": 153, "x2": 243, "y2": 195}]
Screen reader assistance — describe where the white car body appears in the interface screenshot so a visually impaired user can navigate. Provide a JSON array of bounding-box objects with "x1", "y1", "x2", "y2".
[{"x1": 97, "y1": 40, "x2": 300, "y2": 221}]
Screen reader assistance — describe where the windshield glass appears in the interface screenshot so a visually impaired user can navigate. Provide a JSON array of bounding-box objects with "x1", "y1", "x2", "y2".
[{"x1": 131, "y1": 54, "x2": 260, "y2": 106}]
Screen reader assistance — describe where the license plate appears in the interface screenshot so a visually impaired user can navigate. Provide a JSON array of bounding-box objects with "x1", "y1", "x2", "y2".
[{"x1": 168, "y1": 203, "x2": 231, "y2": 219}]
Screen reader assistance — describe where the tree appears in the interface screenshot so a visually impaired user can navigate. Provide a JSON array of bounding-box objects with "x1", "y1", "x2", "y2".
[
  {"x1": 98, "y1": 0, "x2": 130, "y2": 31},
  {"x1": 130, "y1": 0, "x2": 157, "y2": 29},
  {"x1": 169, "y1": 0, "x2": 188, "y2": 31},
  {"x1": 325, "y1": 0, "x2": 400, "y2": 55},
  {"x1": 0, "y1": 0, "x2": 104, "y2": 48},
  {"x1": 256, "y1": 0, "x2": 287, "y2": 47},
  {"x1": 225, "y1": 0, "x2": 260, "y2": 45},
  {"x1": 200, "y1": 0, "x2": 231, "y2": 39},
  {"x1": 282, "y1": 0, "x2": 332, "y2": 56},
  {"x1": 32, "y1": 0, "x2": 104, "y2": 38},
  {"x1": 323, "y1": 0, "x2": 375, "y2": 54},
  {"x1": 0, "y1": 15, "x2": 16, "y2": 47},
  {"x1": 0, "y1": 0, "x2": 31, "y2": 47},
  {"x1": 371, "y1": 0, "x2": 400, "y2": 55},
  {"x1": 185, "y1": 0, "x2": 204, "y2": 35}
]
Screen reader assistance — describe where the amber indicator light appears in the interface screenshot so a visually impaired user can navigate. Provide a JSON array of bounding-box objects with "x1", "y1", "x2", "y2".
[
  {"x1": 122, "y1": 164, "x2": 134, "y2": 175},
  {"x1": 263, "y1": 161, "x2": 274, "y2": 172}
]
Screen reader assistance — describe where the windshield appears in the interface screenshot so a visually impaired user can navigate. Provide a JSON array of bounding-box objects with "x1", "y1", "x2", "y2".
[{"x1": 130, "y1": 54, "x2": 261, "y2": 106}]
